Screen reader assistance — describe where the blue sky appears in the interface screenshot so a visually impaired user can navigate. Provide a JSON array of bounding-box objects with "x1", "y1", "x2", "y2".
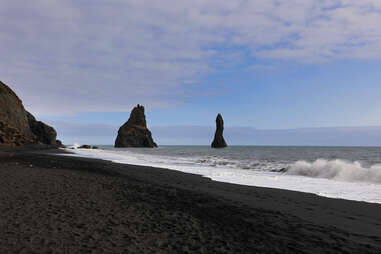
[{"x1": 2, "y1": 0, "x2": 381, "y2": 145}]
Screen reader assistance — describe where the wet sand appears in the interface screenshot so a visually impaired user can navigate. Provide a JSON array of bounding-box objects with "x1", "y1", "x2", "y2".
[{"x1": 0, "y1": 148, "x2": 381, "y2": 253}]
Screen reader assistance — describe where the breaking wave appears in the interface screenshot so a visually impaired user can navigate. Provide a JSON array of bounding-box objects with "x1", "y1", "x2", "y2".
[
  {"x1": 71, "y1": 143, "x2": 81, "y2": 149},
  {"x1": 287, "y1": 159, "x2": 381, "y2": 184},
  {"x1": 194, "y1": 155, "x2": 286, "y2": 172}
]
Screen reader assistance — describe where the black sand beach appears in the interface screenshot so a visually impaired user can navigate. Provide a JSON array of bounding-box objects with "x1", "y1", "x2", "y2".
[{"x1": 1, "y1": 148, "x2": 381, "y2": 253}]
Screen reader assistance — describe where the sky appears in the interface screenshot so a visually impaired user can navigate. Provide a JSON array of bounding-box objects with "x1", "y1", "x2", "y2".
[{"x1": 2, "y1": 0, "x2": 381, "y2": 145}]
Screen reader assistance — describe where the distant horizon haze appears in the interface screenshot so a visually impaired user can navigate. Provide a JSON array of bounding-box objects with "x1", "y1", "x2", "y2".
[{"x1": 50, "y1": 121, "x2": 381, "y2": 146}]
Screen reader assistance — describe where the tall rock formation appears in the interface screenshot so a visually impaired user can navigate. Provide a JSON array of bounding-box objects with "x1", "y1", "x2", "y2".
[
  {"x1": 0, "y1": 80, "x2": 59, "y2": 146},
  {"x1": 115, "y1": 105, "x2": 157, "y2": 148},
  {"x1": 211, "y1": 114, "x2": 227, "y2": 148}
]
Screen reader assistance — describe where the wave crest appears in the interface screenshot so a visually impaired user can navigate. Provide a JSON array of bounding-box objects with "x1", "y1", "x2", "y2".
[
  {"x1": 195, "y1": 156, "x2": 285, "y2": 172},
  {"x1": 287, "y1": 159, "x2": 381, "y2": 183}
]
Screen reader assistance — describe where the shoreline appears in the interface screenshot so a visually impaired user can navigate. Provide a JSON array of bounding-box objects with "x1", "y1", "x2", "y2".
[
  {"x1": 66, "y1": 146, "x2": 381, "y2": 204},
  {"x1": 1, "y1": 147, "x2": 381, "y2": 252}
]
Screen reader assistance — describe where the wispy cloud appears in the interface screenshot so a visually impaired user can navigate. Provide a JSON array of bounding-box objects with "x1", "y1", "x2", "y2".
[{"x1": 1, "y1": 0, "x2": 381, "y2": 115}]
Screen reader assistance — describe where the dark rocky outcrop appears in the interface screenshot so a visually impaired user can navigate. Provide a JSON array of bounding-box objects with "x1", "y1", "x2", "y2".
[
  {"x1": 78, "y1": 145, "x2": 98, "y2": 149},
  {"x1": 56, "y1": 139, "x2": 65, "y2": 148},
  {"x1": 79, "y1": 145, "x2": 91, "y2": 149},
  {"x1": 26, "y1": 111, "x2": 57, "y2": 145},
  {"x1": 115, "y1": 105, "x2": 157, "y2": 148},
  {"x1": 0, "y1": 80, "x2": 59, "y2": 147},
  {"x1": 211, "y1": 114, "x2": 227, "y2": 148},
  {"x1": 0, "y1": 81, "x2": 35, "y2": 146}
]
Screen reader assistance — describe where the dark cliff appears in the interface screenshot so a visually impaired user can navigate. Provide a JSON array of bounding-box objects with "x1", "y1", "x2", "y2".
[
  {"x1": 0, "y1": 81, "x2": 59, "y2": 147},
  {"x1": 26, "y1": 111, "x2": 57, "y2": 145}
]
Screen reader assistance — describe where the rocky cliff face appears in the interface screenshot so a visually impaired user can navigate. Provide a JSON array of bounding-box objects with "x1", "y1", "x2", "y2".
[
  {"x1": 0, "y1": 81, "x2": 36, "y2": 146},
  {"x1": 0, "y1": 121, "x2": 35, "y2": 146},
  {"x1": 0, "y1": 81, "x2": 58, "y2": 147},
  {"x1": 26, "y1": 111, "x2": 57, "y2": 145},
  {"x1": 211, "y1": 114, "x2": 227, "y2": 148},
  {"x1": 115, "y1": 105, "x2": 157, "y2": 148}
]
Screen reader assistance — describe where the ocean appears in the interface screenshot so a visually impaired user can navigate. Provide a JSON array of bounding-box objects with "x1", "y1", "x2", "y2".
[{"x1": 65, "y1": 145, "x2": 381, "y2": 204}]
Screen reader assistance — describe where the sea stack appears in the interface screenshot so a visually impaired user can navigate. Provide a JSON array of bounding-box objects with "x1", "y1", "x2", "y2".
[
  {"x1": 211, "y1": 113, "x2": 227, "y2": 148},
  {"x1": 0, "y1": 80, "x2": 59, "y2": 146},
  {"x1": 115, "y1": 104, "x2": 157, "y2": 148}
]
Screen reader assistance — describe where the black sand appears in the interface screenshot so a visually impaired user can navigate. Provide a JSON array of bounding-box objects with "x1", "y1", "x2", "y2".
[{"x1": 0, "y1": 148, "x2": 381, "y2": 253}]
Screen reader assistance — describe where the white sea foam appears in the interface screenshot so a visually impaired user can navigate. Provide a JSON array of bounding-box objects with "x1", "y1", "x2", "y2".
[
  {"x1": 288, "y1": 159, "x2": 381, "y2": 184},
  {"x1": 194, "y1": 156, "x2": 285, "y2": 172},
  {"x1": 71, "y1": 143, "x2": 81, "y2": 149},
  {"x1": 63, "y1": 148, "x2": 381, "y2": 204}
]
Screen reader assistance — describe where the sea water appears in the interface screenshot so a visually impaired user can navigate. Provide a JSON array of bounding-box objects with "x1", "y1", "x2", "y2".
[{"x1": 65, "y1": 146, "x2": 381, "y2": 204}]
